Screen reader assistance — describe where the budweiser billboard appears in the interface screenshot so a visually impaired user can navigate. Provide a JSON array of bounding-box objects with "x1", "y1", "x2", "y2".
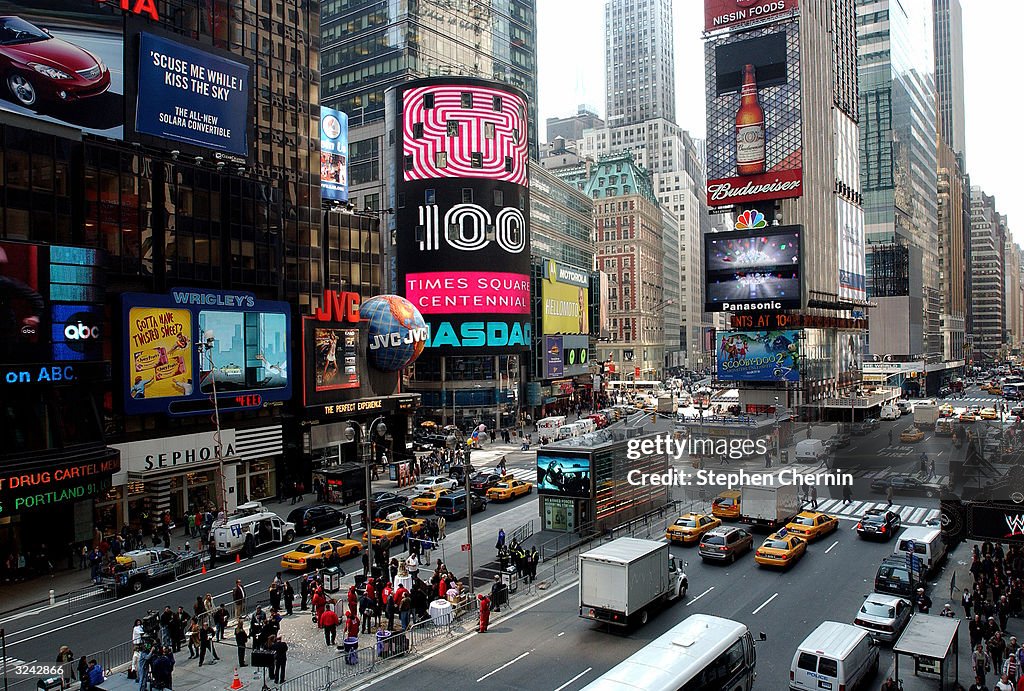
[
  {"x1": 704, "y1": 0, "x2": 799, "y2": 33},
  {"x1": 704, "y1": 21, "x2": 802, "y2": 207}
]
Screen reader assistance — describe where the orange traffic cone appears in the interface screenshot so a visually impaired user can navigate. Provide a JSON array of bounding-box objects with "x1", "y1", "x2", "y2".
[
  {"x1": 235, "y1": 553, "x2": 241, "y2": 564},
  {"x1": 201, "y1": 564, "x2": 207, "y2": 575},
  {"x1": 228, "y1": 667, "x2": 243, "y2": 690}
]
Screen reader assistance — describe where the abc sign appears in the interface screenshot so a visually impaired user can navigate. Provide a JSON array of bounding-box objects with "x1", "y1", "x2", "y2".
[
  {"x1": 417, "y1": 204, "x2": 526, "y2": 254},
  {"x1": 65, "y1": 321, "x2": 101, "y2": 341}
]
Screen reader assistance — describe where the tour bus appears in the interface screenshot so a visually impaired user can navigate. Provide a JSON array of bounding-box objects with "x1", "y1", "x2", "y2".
[{"x1": 581, "y1": 614, "x2": 759, "y2": 690}]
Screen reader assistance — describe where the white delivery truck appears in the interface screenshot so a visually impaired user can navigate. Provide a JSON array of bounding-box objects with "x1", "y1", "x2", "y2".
[
  {"x1": 913, "y1": 404, "x2": 940, "y2": 430},
  {"x1": 579, "y1": 537, "x2": 687, "y2": 627},
  {"x1": 536, "y1": 416, "x2": 566, "y2": 438},
  {"x1": 656, "y1": 394, "x2": 675, "y2": 414},
  {"x1": 740, "y1": 485, "x2": 801, "y2": 530}
]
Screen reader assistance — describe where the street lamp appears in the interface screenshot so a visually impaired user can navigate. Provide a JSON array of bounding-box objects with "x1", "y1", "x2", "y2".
[
  {"x1": 774, "y1": 396, "x2": 781, "y2": 464},
  {"x1": 363, "y1": 416, "x2": 388, "y2": 563},
  {"x1": 196, "y1": 331, "x2": 228, "y2": 514}
]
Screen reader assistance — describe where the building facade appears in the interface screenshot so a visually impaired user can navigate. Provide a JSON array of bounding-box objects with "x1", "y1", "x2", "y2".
[
  {"x1": 936, "y1": 140, "x2": 967, "y2": 363},
  {"x1": 1005, "y1": 239, "x2": 1023, "y2": 356},
  {"x1": 603, "y1": 0, "x2": 675, "y2": 127},
  {"x1": 932, "y1": 0, "x2": 967, "y2": 161},
  {"x1": 546, "y1": 105, "x2": 604, "y2": 144},
  {"x1": 969, "y1": 187, "x2": 1005, "y2": 362},
  {"x1": 586, "y1": 152, "x2": 666, "y2": 377}
]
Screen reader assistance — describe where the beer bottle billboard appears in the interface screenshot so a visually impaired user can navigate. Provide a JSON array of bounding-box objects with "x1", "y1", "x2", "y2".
[{"x1": 735, "y1": 64, "x2": 765, "y2": 175}]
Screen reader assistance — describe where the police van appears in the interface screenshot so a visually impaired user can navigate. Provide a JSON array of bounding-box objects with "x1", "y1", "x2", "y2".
[{"x1": 211, "y1": 502, "x2": 297, "y2": 557}]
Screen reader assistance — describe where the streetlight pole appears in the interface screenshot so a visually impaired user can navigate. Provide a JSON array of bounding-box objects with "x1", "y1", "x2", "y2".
[
  {"x1": 198, "y1": 332, "x2": 228, "y2": 514},
  {"x1": 774, "y1": 396, "x2": 781, "y2": 464},
  {"x1": 363, "y1": 416, "x2": 387, "y2": 561}
]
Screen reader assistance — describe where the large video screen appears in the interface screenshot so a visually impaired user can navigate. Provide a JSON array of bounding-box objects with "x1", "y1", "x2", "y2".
[
  {"x1": 313, "y1": 327, "x2": 359, "y2": 391},
  {"x1": 537, "y1": 453, "x2": 592, "y2": 499},
  {"x1": 704, "y1": 225, "x2": 801, "y2": 311},
  {"x1": 123, "y1": 290, "x2": 291, "y2": 415},
  {"x1": 320, "y1": 106, "x2": 349, "y2": 202},
  {"x1": 542, "y1": 259, "x2": 589, "y2": 335},
  {"x1": 135, "y1": 32, "x2": 250, "y2": 156},
  {"x1": 716, "y1": 330, "x2": 800, "y2": 383},
  {"x1": 0, "y1": 0, "x2": 124, "y2": 139}
]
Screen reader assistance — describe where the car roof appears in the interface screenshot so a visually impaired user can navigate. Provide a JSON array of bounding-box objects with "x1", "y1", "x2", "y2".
[
  {"x1": 864, "y1": 593, "x2": 906, "y2": 606},
  {"x1": 299, "y1": 538, "x2": 334, "y2": 546},
  {"x1": 707, "y1": 525, "x2": 744, "y2": 536}
]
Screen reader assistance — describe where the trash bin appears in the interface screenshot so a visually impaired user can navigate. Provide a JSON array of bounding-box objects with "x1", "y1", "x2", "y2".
[
  {"x1": 37, "y1": 678, "x2": 63, "y2": 691},
  {"x1": 324, "y1": 566, "x2": 341, "y2": 592},
  {"x1": 501, "y1": 565, "x2": 519, "y2": 594},
  {"x1": 343, "y1": 636, "x2": 359, "y2": 665},
  {"x1": 781, "y1": 450, "x2": 790, "y2": 464},
  {"x1": 354, "y1": 573, "x2": 367, "y2": 590},
  {"x1": 376, "y1": 629, "x2": 392, "y2": 657}
]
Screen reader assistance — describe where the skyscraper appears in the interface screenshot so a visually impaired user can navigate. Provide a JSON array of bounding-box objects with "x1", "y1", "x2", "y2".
[
  {"x1": 858, "y1": 0, "x2": 942, "y2": 370},
  {"x1": 970, "y1": 187, "x2": 1005, "y2": 361},
  {"x1": 604, "y1": 0, "x2": 676, "y2": 127},
  {"x1": 933, "y1": 0, "x2": 967, "y2": 160}
]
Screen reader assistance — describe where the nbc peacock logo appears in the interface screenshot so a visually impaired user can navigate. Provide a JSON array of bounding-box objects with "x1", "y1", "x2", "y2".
[{"x1": 735, "y1": 210, "x2": 767, "y2": 230}]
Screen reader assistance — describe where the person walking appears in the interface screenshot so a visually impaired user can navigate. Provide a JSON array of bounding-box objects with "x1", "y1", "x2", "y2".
[
  {"x1": 888, "y1": 429, "x2": 894, "y2": 446},
  {"x1": 809, "y1": 485, "x2": 818, "y2": 510},
  {"x1": 56, "y1": 646, "x2": 75, "y2": 686},
  {"x1": 282, "y1": 579, "x2": 294, "y2": 616},
  {"x1": 232, "y1": 579, "x2": 246, "y2": 622},
  {"x1": 975, "y1": 643, "x2": 993, "y2": 687},
  {"x1": 198, "y1": 621, "x2": 220, "y2": 665},
  {"x1": 886, "y1": 485, "x2": 895, "y2": 508},
  {"x1": 234, "y1": 622, "x2": 248, "y2": 667},
  {"x1": 214, "y1": 604, "x2": 228, "y2": 641},
  {"x1": 495, "y1": 528, "x2": 505, "y2": 551},
  {"x1": 345, "y1": 609, "x2": 360, "y2": 640},
  {"x1": 438, "y1": 516, "x2": 446, "y2": 541},
  {"x1": 270, "y1": 636, "x2": 288, "y2": 684},
  {"x1": 319, "y1": 607, "x2": 340, "y2": 646},
  {"x1": 842, "y1": 485, "x2": 853, "y2": 506},
  {"x1": 186, "y1": 622, "x2": 200, "y2": 659},
  {"x1": 478, "y1": 594, "x2": 491, "y2": 633},
  {"x1": 345, "y1": 514, "x2": 353, "y2": 539}
]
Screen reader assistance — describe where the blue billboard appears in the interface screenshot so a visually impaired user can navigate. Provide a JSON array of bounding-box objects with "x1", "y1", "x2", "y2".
[
  {"x1": 135, "y1": 33, "x2": 250, "y2": 155},
  {"x1": 320, "y1": 107, "x2": 349, "y2": 202},
  {"x1": 536, "y1": 453, "x2": 591, "y2": 499},
  {"x1": 122, "y1": 290, "x2": 291, "y2": 416},
  {"x1": 716, "y1": 330, "x2": 800, "y2": 383}
]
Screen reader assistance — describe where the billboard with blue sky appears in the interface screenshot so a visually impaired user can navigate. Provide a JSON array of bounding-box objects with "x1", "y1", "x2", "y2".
[{"x1": 716, "y1": 329, "x2": 800, "y2": 382}]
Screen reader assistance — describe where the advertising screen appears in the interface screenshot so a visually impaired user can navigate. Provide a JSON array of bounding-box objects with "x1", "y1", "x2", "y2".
[
  {"x1": 536, "y1": 453, "x2": 591, "y2": 499},
  {"x1": 969, "y1": 505, "x2": 1024, "y2": 543},
  {"x1": 837, "y1": 197, "x2": 866, "y2": 301},
  {"x1": 135, "y1": 32, "x2": 250, "y2": 155},
  {"x1": 0, "y1": 241, "x2": 106, "y2": 366},
  {"x1": 704, "y1": 224, "x2": 802, "y2": 311},
  {"x1": 393, "y1": 78, "x2": 532, "y2": 355},
  {"x1": 313, "y1": 327, "x2": 359, "y2": 391},
  {"x1": 0, "y1": 0, "x2": 124, "y2": 139},
  {"x1": 542, "y1": 259, "x2": 589, "y2": 335},
  {"x1": 544, "y1": 336, "x2": 563, "y2": 379},
  {"x1": 704, "y1": 0, "x2": 798, "y2": 32},
  {"x1": 716, "y1": 330, "x2": 800, "y2": 382},
  {"x1": 704, "y1": 22, "x2": 802, "y2": 207},
  {"x1": 561, "y1": 335, "x2": 590, "y2": 377},
  {"x1": 122, "y1": 290, "x2": 291, "y2": 415},
  {"x1": 320, "y1": 106, "x2": 348, "y2": 202}
]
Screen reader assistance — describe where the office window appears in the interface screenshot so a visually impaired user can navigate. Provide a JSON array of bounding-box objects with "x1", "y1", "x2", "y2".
[
  {"x1": 504, "y1": 156, "x2": 513, "y2": 172},
  {"x1": 484, "y1": 122, "x2": 495, "y2": 139},
  {"x1": 470, "y1": 152, "x2": 482, "y2": 168},
  {"x1": 425, "y1": 189, "x2": 436, "y2": 205},
  {"x1": 404, "y1": 155, "x2": 413, "y2": 171},
  {"x1": 424, "y1": 93, "x2": 435, "y2": 108},
  {"x1": 461, "y1": 92, "x2": 473, "y2": 108},
  {"x1": 435, "y1": 152, "x2": 447, "y2": 168},
  {"x1": 493, "y1": 190, "x2": 503, "y2": 206},
  {"x1": 461, "y1": 188, "x2": 474, "y2": 203},
  {"x1": 447, "y1": 120, "x2": 459, "y2": 137},
  {"x1": 492, "y1": 95, "x2": 502, "y2": 111},
  {"x1": 413, "y1": 122, "x2": 424, "y2": 139}
]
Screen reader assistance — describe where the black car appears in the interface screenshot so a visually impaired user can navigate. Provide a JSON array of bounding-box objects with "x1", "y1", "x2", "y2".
[
  {"x1": 469, "y1": 472, "x2": 503, "y2": 494},
  {"x1": 371, "y1": 502, "x2": 417, "y2": 521},
  {"x1": 448, "y1": 464, "x2": 476, "y2": 482},
  {"x1": 874, "y1": 555, "x2": 916, "y2": 597},
  {"x1": 856, "y1": 508, "x2": 902, "y2": 540},
  {"x1": 287, "y1": 505, "x2": 345, "y2": 535},
  {"x1": 359, "y1": 492, "x2": 406, "y2": 513},
  {"x1": 434, "y1": 490, "x2": 487, "y2": 519},
  {"x1": 870, "y1": 474, "x2": 939, "y2": 498}
]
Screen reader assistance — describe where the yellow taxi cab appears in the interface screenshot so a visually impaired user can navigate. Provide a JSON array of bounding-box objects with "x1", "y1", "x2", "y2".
[
  {"x1": 979, "y1": 407, "x2": 999, "y2": 420},
  {"x1": 754, "y1": 528, "x2": 807, "y2": 568},
  {"x1": 785, "y1": 511, "x2": 839, "y2": 541},
  {"x1": 280, "y1": 537, "x2": 360, "y2": 571},
  {"x1": 666, "y1": 513, "x2": 721, "y2": 545},
  {"x1": 979, "y1": 382, "x2": 991, "y2": 392},
  {"x1": 711, "y1": 490, "x2": 742, "y2": 520},
  {"x1": 361, "y1": 515, "x2": 426, "y2": 546},
  {"x1": 486, "y1": 479, "x2": 533, "y2": 501},
  {"x1": 900, "y1": 428, "x2": 925, "y2": 442},
  {"x1": 938, "y1": 403, "x2": 954, "y2": 417},
  {"x1": 989, "y1": 386, "x2": 1003, "y2": 396},
  {"x1": 959, "y1": 411, "x2": 977, "y2": 422},
  {"x1": 410, "y1": 489, "x2": 451, "y2": 513}
]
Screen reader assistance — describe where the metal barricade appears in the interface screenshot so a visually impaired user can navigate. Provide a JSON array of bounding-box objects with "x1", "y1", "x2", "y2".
[{"x1": 67, "y1": 585, "x2": 115, "y2": 614}]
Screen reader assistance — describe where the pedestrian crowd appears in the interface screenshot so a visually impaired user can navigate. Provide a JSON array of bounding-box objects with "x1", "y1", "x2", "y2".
[{"x1": 962, "y1": 541, "x2": 1024, "y2": 691}]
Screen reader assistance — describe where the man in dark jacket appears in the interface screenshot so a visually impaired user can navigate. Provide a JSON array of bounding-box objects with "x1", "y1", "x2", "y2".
[
  {"x1": 198, "y1": 622, "x2": 220, "y2": 665},
  {"x1": 270, "y1": 636, "x2": 288, "y2": 683},
  {"x1": 150, "y1": 649, "x2": 174, "y2": 690},
  {"x1": 234, "y1": 623, "x2": 248, "y2": 667}
]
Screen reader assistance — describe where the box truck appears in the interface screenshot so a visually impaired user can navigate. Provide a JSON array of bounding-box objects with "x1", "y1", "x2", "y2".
[
  {"x1": 739, "y1": 485, "x2": 801, "y2": 530},
  {"x1": 913, "y1": 404, "x2": 940, "y2": 430},
  {"x1": 578, "y1": 537, "x2": 687, "y2": 627}
]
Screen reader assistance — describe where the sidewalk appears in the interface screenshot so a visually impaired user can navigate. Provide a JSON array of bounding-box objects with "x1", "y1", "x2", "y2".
[{"x1": 0, "y1": 442, "x2": 529, "y2": 618}]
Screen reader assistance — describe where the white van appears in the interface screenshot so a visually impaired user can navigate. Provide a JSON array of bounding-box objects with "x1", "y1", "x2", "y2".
[
  {"x1": 795, "y1": 439, "x2": 828, "y2": 463},
  {"x1": 575, "y1": 418, "x2": 597, "y2": 435},
  {"x1": 557, "y1": 422, "x2": 585, "y2": 440},
  {"x1": 880, "y1": 405, "x2": 901, "y2": 420},
  {"x1": 892, "y1": 526, "x2": 947, "y2": 577},
  {"x1": 537, "y1": 416, "x2": 566, "y2": 437},
  {"x1": 211, "y1": 507, "x2": 296, "y2": 557},
  {"x1": 790, "y1": 622, "x2": 879, "y2": 691},
  {"x1": 896, "y1": 400, "x2": 915, "y2": 415}
]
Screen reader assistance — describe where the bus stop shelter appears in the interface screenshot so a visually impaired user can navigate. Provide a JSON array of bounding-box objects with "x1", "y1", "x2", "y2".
[{"x1": 892, "y1": 615, "x2": 959, "y2": 690}]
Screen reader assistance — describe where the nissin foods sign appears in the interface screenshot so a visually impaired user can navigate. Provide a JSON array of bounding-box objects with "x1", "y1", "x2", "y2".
[{"x1": 391, "y1": 77, "x2": 532, "y2": 354}]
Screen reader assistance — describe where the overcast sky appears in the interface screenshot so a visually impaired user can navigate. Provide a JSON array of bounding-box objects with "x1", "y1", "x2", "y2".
[{"x1": 537, "y1": 0, "x2": 1020, "y2": 243}]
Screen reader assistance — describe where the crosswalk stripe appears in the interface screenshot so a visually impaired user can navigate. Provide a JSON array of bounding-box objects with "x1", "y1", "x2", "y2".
[
  {"x1": 846, "y1": 501, "x2": 865, "y2": 516},
  {"x1": 898, "y1": 506, "x2": 915, "y2": 521},
  {"x1": 924, "y1": 509, "x2": 940, "y2": 523},
  {"x1": 909, "y1": 507, "x2": 928, "y2": 523},
  {"x1": 817, "y1": 499, "x2": 842, "y2": 513},
  {"x1": 864, "y1": 469, "x2": 887, "y2": 478}
]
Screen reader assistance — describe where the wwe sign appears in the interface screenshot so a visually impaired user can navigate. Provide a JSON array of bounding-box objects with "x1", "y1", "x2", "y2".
[{"x1": 1007, "y1": 513, "x2": 1024, "y2": 538}]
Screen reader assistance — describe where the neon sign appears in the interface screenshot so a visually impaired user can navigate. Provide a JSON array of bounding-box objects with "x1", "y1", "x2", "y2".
[{"x1": 111, "y1": 0, "x2": 160, "y2": 22}]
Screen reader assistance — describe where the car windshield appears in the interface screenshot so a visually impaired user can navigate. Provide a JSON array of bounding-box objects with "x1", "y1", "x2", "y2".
[
  {"x1": 675, "y1": 518, "x2": 697, "y2": 527},
  {"x1": 702, "y1": 535, "x2": 725, "y2": 545},
  {"x1": 793, "y1": 516, "x2": 815, "y2": 526},
  {"x1": 495, "y1": 483, "x2": 510, "y2": 489},
  {"x1": 763, "y1": 539, "x2": 789, "y2": 549},
  {"x1": 293, "y1": 543, "x2": 318, "y2": 554},
  {"x1": 879, "y1": 565, "x2": 908, "y2": 582},
  {"x1": 863, "y1": 513, "x2": 884, "y2": 524},
  {"x1": 0, "y1": 17, "x2": 49, "y2": 45},
  {"x1": 713, "y1": 498, "x2": 735, "y2": 507},
  {"x1": 861, "y1": 601, "x2": 896, "y2": 618}
]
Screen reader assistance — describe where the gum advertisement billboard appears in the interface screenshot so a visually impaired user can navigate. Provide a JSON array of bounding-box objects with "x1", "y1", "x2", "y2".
[
  {"x1": 716, "y1": 329, "x2": 800, "y2": 382},
  {"x1": 127, "y1": 305, "x2": 193, "y2": 400},
  {"x1": 704, "y1": 21, "x2": 802, "y2": 207}
]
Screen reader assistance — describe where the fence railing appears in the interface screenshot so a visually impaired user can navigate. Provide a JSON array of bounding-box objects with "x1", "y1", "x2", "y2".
[{"x1": 509, "y1": 519, "x2": 535, "y2": 546}]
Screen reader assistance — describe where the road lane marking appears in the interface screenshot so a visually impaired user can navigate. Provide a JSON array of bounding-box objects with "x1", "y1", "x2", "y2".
[
  {"x1": 825, "y1": 540, "x2": 839, "y2": 554},
  {"x1": 557, "y1": 632, "x2": 565, "y2": 637},
  {"x1": 553, "y1": 667, "x2": 593, "y2": 691},
  {"x1": 477, "y1": 652, "x2": 530, "y2": 682},
  {"x1": 686, "y1": 586, "x2": 714, "y2": 606},
  {"x1": 751, "y1": 592, "x2": 778, "y2": 615}
]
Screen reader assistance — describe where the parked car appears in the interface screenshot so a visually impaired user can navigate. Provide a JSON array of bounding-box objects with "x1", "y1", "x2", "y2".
[
  {"x1": 853, "y1": 594, "x2": 912, "y2": 644},
  {"x1": 874, "y1": 556, "x2": 915, "y2": 597},
  {"x1": 468, "y1": 472, "x2": 503, "y2": 494},
  {"x1": 697, "y1": 526, "x2": 752, "y2": 563},
  {"x1": 287, "y1": 505, "x2": 345, "y2": 536},
  {"x1": 0, "y1": 16, "x2": 111, "y2": 108},
  {"x1": 856, "y1": 509, "x2": 901, "y2": 541},
  {"x1": 870, "y1": 474, "x2": 940, "y2": 498}
]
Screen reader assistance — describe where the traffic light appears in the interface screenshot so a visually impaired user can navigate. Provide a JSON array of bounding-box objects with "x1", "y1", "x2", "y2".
[{"x1": 650, "y1": 413, "x2": 657, "y2": 424}]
